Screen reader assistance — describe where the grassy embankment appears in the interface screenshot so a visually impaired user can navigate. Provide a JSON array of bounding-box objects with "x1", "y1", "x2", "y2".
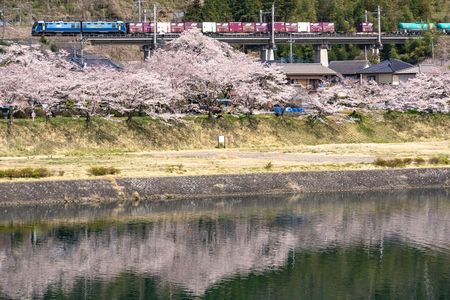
[{"x1": 0, "y1": 112, "x2": 448, "y2": 179}]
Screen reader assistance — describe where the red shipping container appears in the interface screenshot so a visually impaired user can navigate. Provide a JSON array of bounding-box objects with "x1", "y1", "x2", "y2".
[
  {"x1": 358, "y1": 22, "x2": 374, "y2": 32},
  {"x1": 273, "y1": 22, "x2": 286, "y2": 32},
  {"x1": 285, "y1": 22, "x2": 298, "y2": 32},
  {"x1": 321, "y1": 22, "x2": 335, "y2": 32},
  {"x1": 216, "y1": 23, "x2": 230, "y2": 33},
  {"x1": 185, "y1": 22, "x2": 201, "y2": 30},
  {"x1": 255, "y1": 23, "x2": 268, "y2": 32},
  {"x1": 128, "y1": 23, "x2": 144, "y2": 33},
  {"x1": 142, "y1": 22, "x2": 154, "y2": 33},
  {"x1": 310, "y1": 22, "x2": 322, "y2": 33},
  {"x1": 242, "y1": 22, "x2": 256, "y2": 33},
  {"x1": 229, "y1": 22, "x2": 243, "y2": 32},
  {"x1": 171, "y1": 22, "x2": 185, "y2": 33}
]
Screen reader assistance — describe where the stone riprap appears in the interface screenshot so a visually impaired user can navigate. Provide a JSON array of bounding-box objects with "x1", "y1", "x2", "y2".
[{"x1": 0, "y1": 168, "x2": 448, "y2": 205}]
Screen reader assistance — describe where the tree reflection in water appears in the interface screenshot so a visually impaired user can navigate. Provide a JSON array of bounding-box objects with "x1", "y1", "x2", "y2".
[{"x1": 0, "y1": 189, "x2": 449, "y2": 299}]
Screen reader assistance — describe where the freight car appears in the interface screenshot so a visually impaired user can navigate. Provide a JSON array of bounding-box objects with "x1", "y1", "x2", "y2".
[
  {"x1": 437, "y1": 23, "x2": 450, "y2": 32},
  {"x1": 399, "y1": 22, "x2": 435, "y2": 32},
  {"x1": 36, "y1": 20, "x2": 398, "y2": 36},
  {"x1": 122, "y1": 21, "x2": 338, "y2": 34}
]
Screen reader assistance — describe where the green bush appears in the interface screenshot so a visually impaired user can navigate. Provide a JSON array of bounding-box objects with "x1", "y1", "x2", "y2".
[
  {"x1": 414, "y1": 157, "x2": 426, "y2": 165},
  {"x1": 375, "y1": 156, "x2": 449, "y2": 168},
  {"x1": 88, "y1": 166, "x2": 120, "y2": 176},
  {"x1": 374, "y1": 158, "x2": 408, "y2": 168},
  {"x1": 428, "y1": 156, "x2": 449, "y2": 165},
  {"x1": 0, "y1": 167, "x2": 53, "y2": 179},
  {"x1": 50, "y1": 43, "x2": 59, "y2": 52},
  {"x1": 39, "y1": 36, "x2": 49, "y2": 45}
]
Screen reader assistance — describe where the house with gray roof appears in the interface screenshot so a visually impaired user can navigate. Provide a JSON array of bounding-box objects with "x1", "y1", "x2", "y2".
[
  {"x1": 394, "y1": 64, "x2": 440, "y2": 81},
  {"x1": 357, "y1": 58, "x2": 414, "y2": 85},
  {"x1": 276, "y1": 63, "x2": 337, "y2": 91},
  {"x1": 328, "y1": 60, "x2": 371, "y2": 79}
]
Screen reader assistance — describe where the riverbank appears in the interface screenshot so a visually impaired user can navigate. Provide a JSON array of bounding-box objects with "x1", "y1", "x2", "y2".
[
  {"x1": 0, "y1": 168, "x2": 448, "y2": 206},
  {"x1": 1, "y1": 113, "x2": 449, "y2": 156}
]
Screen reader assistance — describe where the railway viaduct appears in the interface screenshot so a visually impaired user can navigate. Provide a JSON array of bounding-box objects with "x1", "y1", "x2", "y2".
[{"x1": 77, "y1": 32, "x2": 421, "y2": 65}]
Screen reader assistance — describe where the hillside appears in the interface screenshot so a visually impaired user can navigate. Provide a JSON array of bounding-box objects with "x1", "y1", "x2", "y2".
[
  {"x1": 3, "y1": 0, "x2": 449, "y2": 30},
  {"x1": 2, "y1": 0, "x2": 184, "y2": 23}
]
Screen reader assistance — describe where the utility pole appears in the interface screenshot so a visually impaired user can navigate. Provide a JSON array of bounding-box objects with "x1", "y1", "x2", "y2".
[
  {"x1": 377, "y1": 5, "x2": 382, "y2": 48},
  {"x1": 365, "y1": 6, "x2": 382, "y2": 62},
  {"x1": 1, "y1": 7, "x2": 5, "y2": 40},
  {"x1": 364, "y1": 10, "x2": 368, "y2": 60},
  {"x1": 270, "y1": 3, "x2": 275, "y2": 60},
  {"x1": 137, "y1": 0, "x2": 142, "y2": 22},
  {"x1": 289, "y1": 34, "x2": 293, "y2": 63},
  {"x1": 271, "y1": 3, "x2": 275, "y2": 48},
  {"x1": 80, "y1": 22, "x2": 85, "y2": 67},
  {"x1": 431, "y1": 38, "x2": 435, "y2": 64},
  {"x1": 153, "y1": 4, "x2": 157, "y2": 50},
  {"x1": 144, "y1": 9, "x2": 147, "y2": 23},
  {"x1": 259, "y1": 4, "x2": 276, "y2": 61}
]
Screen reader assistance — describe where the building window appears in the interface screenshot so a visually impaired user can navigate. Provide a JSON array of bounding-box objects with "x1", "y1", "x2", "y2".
[{"x1": 368, "y1": 75, "x2": 376, "y2": 81}]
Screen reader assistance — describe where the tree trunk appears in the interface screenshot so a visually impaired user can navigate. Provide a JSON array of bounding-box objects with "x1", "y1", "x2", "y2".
[
  {"x1": 127, "y1": 111, "x2": 133, "y2": 124},
  {"x1": 7, "y1": 110, "x2": 13, "y2": 135},
  {"x1": 207, "y1": 106, "x2": 213, "y2": 120},
  {"x1": 85, "y1": 112, "x2": 91, "y2": 127}
]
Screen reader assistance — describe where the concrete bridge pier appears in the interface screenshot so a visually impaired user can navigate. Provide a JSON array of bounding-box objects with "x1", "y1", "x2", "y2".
[
  {"x1": 314, "y1": 45, "x2": 329, "y2": 67},
  {"x1": 371, "y1": 47, "x2": 381, "y2": 63},
  {"x1": 260, "y1": 46, "x2": 275, "y2": 62},
  {"x1": 143, "y1": 45, "x2": 151, "y2": 60}
]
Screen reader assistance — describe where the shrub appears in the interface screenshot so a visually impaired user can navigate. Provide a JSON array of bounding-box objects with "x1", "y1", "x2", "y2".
[
  {"x1": 402, "y1": 158, "x2": 413, "y2": 165},
  {"x1": 428, "y1": 156, "x2": 449, "y2": 165},
  {"x1": 165, "y1": 164, "x2": 186, "y2": 174},
  {"x1": 0, "y1": 167, "x2": 53, "y2": 179},
  {"x1": 374, "y1": 158, "x2": 409, "y2": 168},
  {"x1": 414, "y1": 157, "x2": 426, "y2": 165},
  {"x1": 88, "y1": 166, "x2": 120, "y2": 176},
  {"x1": 39, "y1": 36, "x2": 49, "y2": 45},
  {"x1": 50, "y1": 43, "x2": 59, "y2": 52},
  {"x1": 264, "y1": 161, "x2": 273, "y2": 170}
]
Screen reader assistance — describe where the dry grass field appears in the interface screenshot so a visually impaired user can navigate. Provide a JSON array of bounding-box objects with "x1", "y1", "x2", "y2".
[
  {"x1": 0, "y1": 113, "x2": 448, "y2": 181},
  {"x1": 0, "y1": 141, "x2": 448, "y2": 181}
]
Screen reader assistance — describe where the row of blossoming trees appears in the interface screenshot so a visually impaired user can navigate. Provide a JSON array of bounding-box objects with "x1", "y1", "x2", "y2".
[
  {"x1": 0, "y1": 30, "x2": 294, "y2": 124},
  {"x1": 0, "y1": 29, "x2": 449, "y2": 126},
  {"x1": 308, "y1": 73, "x2": 450, "y2": 115}
]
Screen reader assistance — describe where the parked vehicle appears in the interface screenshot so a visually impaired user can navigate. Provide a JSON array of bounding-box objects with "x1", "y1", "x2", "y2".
[{"x1": 274, "y1": 105, "x2": 305, "y2": 116}]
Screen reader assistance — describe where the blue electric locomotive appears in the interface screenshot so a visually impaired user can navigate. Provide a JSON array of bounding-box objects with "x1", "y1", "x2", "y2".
[
  {"x1": 82, "y1": 21, "x2": 126, "y2": 33},
  {"x1": 32, "y1": 21, "x2": 127, "y2": 35}
]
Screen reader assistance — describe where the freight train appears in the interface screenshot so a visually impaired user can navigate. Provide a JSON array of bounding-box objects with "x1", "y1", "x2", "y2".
[{"x1": 32, "y1": 20, "x2": 450, "y2": 36}]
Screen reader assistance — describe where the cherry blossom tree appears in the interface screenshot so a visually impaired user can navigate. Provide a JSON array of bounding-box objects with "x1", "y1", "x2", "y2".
[
  {"x1": 306, "y1": 72, "x2": 450, "y2": 115},
  {"x1": 108, "y1": 68, "x2": 173, "y2": 122},
  {"x1": 146, "y1": 30, "x2": 295, "y2": 117},
  {"x1": 0, "y1": 44, "x2": 77, "y2": 125}
]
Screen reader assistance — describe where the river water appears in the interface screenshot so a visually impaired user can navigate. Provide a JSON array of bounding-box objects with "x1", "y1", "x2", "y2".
[{"x1": 0, "y1": 189, "x2": 449, "y2": 299}]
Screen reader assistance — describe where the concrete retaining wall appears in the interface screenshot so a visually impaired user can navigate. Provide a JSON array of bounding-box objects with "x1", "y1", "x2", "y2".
[{"x1": 0, "y1": 168, "x2": 448, "y2": 205}]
